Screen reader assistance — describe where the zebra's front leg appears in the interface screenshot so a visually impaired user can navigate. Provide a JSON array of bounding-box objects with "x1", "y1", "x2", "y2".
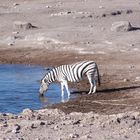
[
  {"x1": 60, "y1": 82, "x2": 65, "y2": 102},
  {"x1": 88, "y1": 83, "x2": 94, "y2": 94},
  {"x1": 63, "y1": 80, "x2": 70, "y2": 98}
]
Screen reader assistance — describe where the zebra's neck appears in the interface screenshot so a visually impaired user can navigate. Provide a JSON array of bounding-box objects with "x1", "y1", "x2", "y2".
[{"x1": 44, "y1": 69, "x2": 57, "y2": 84}]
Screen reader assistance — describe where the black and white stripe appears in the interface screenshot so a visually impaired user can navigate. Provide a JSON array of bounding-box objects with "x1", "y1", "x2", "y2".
[{"x1": 39, "y1": 61, "x2": 100, "y2": 99}]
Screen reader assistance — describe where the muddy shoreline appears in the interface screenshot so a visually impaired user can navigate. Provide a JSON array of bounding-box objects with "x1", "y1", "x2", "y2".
[
  {"x1": 0, "y1": 47, "x2": 140, "y2": 139},
  {"x1": 0, "y1": 47, "x2": 140, "y2": 115}
]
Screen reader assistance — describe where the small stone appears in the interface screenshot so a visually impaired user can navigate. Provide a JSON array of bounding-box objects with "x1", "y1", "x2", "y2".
[
  {"x1": 8, "y1": 43, "x2": 14, "y2": 46},
  {"x1": 12, "y1": 31, "x2": 19, "y2": 34},
  {"x1": 54, "y1": 125, "x2": 59, "y2": 130},
  {"x1": 89, "y1": 25, "x2": 94, "y2": 28},
  {"x1": 67, "y1": 11, "x2": 72, "y2": 14},
  {"x1": 12, "y1": 124, "x2": 21, "y2": 133},
  {"x1": 31, "y1": 123, "x2": 37, "y2": 129},
  {"x1": 102, "y1": 13, "x2": 106, "y2": 17},
  {"x1": 15, "y1": 124, "x2": 21, "y2": 131},
  {"x1": 69, "y1": 133, "x2": 79, "y2": 138},
  {"x1": 13, "y1": 3, "x2": 19, "y2": 6},
  {"x1": 129, "y1": 44, "x2": 135, "y2": 47},
  {"x1": 73, "y1": 120, "x2": 81, "y2": 125},
  {"x1": 3, "y1": 123, "x2": 8, "y2": 127},
  {"x1": 111, "y1": 12, "x2": 117, "y2": 16},
  {"x1": 111, "y1": 11, "x2": 122, "y2": 16},
  {"x1": 123, "y1": 78, "x2": 129, "y2": 82},
  {"x1": 13, "y1": 21, "x2": 35, "y2": 30},
  {"x1": 129, "y1": 65, "x2": 135, "y2": 69},
  {"x1": 135, "y1": 77, "x2": 140, "y2": 81},
  {"x1": 46, "y1": 5, "x2": 51, "y2": 8},
  {"x1": 88, "y1": 14, "x2": 93, "y2": 18},
  {"x1": 111, "y1": 21, "x2": 132, "y2": 32},
  {"x1": 40, "y1": 122, "x2": 45, "y2": 125},
  {"x1": 22, "y1": 108, "x2": 33, "y2": 114},
  {"x1": 116, "y1": 118, "x2": 121, "y2": 123},
  {"x1": 126, "y1": 9, "x2": 133, "y2": 14},
  {"x1": 99, "y1": 6, "x2": 104, "y2": 9}
]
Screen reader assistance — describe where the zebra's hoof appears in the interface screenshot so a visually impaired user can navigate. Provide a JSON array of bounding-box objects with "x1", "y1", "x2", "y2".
[{"x1": 39, "y1": 93, "x2": 44, "y2": 97}]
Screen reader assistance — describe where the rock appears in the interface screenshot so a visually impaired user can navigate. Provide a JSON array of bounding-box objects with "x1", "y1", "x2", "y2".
[
  {"x1": 21, "y1": 108, "x2": 34, "y2": 120},
  {"x1": 13, "y1": 21, "x2": 36, "y2": 30},
  {"x1": 135, "y1": 77, "x2": 140, "y2": 81},
  {"x1": 22, "y1": 108, "x2": 33, "y2": 115},
  {"x1": 69, "y1": 133, "x2": 79, "y2": 138},
  {"x1": 73, "y1": 120, "x2": 81, "y2": 125},
  {"x1": 12, "y1": 124, "x2": 21, "y2": 133},
  {"x1": 116, "y1": 118, "x2": 121, "y2": 123},
  {"x1": 40, "y1": 122, "x2": 45, "y2": 126},
  {"x1": 3, "y1": 122, "x2": 8, "y2": 127},
  {"x1": 126, "y1": 9, "x2": 133, "y2": 14},
  {"x1": 15, "y1": 124, "x2": 21, "y2": 131},
  {"x1": 110, "y1": 10, "x2": 122, "y2": 16},
  {"x1": 102, "y1": 13, "x2": 106, "y2": 17},
  {"x1": 129, "y1": 65, "x2": 135, "y2": 69},
  {"x1": 31, "y1": 123, "x2": 38, "y2": 129},
  {"x1": 123, "y1": 78, "x2": 129, "y2": 82},
  {"x1": 53, "y1": 125, "x2": 59, "y2": 130},
  {"x1": 111, "y1": 21, "x2": 132, "y2": 32},
  {"x1": 13, "y1": 3, "x2": 19, "y2": 6},
  {"x1": 8, "y1": 43, "x2": 14, "y2": 46}
]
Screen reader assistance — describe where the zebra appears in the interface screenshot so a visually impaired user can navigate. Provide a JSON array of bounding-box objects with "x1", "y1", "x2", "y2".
[{"x1": 39, "y1": 61, "x2": 100, "y2": 100}]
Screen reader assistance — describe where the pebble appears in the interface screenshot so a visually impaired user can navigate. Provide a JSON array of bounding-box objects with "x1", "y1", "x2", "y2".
[
  {"x1": 31, "y1": 123, "x2": 38, "y2": 129},
  {"x1": 126, "y1": 9, "x2": 133, "y2": 14},
  {"x1": 8, "y1": 43, "x2": 14, "y2": 46},
  {"x1": 53, "y1": 125, "x2": 59, "y2": 130},
  {"x1": 116, "y1": 118, "x2": 121, "y2": 123},
  {"x1": 13, "y1": 3, "x2": 19, "y2": 6},
  {"x1": 123, "y1": 78, "x2": 129, "y2": 82},
  {"x1": 135, "y1": 77, "x2": 140, "y2": 81},
  {"x1": 111, "y1": 21, "x2": 132, "y2": 32},
  {"x1": 13, "y1": 21, "x2": 35, "y2": 30},
  {"x1": 110, "y1": 10, "x2": 122, "y2": 16},
  {"x1": 46, "y1": 5, "x2": 51, "y2": 8},
  {"x1": 12, "y1": 124, "x2": 21, "y2": 133},
  {"x1": 129, "y1": 65, "x2": 135, "y2": 69},
  {"x1": 22, "y1": 108, "x2": 33, "y2": 114},
  {"x1": 40, "y1": 122, "x2": 45, "y2": 126},
  {"x1": 69, "y1": 133, "x2": 79, "y2": 138},
  {"x1": 73, "y1": 120, "x2": 81, "y2": 125}
]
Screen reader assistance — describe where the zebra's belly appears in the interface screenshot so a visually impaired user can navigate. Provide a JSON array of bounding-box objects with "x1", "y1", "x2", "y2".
[{"x1": 67, "y1": 78, "x2": 81, "y2": 83}]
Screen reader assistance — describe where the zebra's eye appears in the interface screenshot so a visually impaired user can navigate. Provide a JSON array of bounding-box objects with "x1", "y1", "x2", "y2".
[{"x1": 44, "y1": 79, "x2": 47, "y2": 83}]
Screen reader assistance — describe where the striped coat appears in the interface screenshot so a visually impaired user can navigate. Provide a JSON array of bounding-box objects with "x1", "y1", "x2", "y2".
[{"x1": 39, "y1": 61, "x2": 100, "y2": 100}]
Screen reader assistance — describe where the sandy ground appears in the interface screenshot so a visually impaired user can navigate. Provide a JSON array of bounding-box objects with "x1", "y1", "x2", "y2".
[{"x1": 0, "y1": 0, "x2": 140, "y2": 139}]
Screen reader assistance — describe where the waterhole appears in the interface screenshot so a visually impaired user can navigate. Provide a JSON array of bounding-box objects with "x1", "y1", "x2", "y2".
[{"x1": 0, "y1": 64, "x2": 76, "y2": 114}]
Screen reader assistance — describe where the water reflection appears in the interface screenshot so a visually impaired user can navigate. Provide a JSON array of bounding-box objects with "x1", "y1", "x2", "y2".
[
  {"x1": 0, "y1": 64, "x2": 76, "y2": 114},
  {"x1": 39, "y1": 92, "x2": 70, "y2": 106}
]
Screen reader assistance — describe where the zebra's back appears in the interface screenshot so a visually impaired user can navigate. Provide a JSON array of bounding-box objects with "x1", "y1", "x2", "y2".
[{"x1": 56, "y1": 61, "x2": 96, "y2": 82}]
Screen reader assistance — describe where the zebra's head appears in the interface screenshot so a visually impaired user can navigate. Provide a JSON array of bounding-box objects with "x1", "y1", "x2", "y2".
[{"x1": 39, "y1": 78, "x2": 49, "y2": 96}]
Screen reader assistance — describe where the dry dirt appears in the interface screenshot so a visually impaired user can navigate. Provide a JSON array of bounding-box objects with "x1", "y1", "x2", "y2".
[{"x1": 0, "y1": 0, "x2": 140, "y2": 139}]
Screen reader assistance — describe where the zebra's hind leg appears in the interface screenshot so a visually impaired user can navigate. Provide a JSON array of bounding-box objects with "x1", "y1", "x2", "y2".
[
  {"x1": 92, "y1": 80, "x2": 97, "y2": 94},
  {"x1": 87, "y1": 74, "x2": 96, "y2": 94},
  {"x1": 87, "y1": 74, "x2": 94, "y2": 94}
]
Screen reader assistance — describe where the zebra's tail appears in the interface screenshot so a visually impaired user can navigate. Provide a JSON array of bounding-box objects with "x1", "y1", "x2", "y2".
[{"x1": 96, "y1": 63, "x2": 101, "y2": 86}]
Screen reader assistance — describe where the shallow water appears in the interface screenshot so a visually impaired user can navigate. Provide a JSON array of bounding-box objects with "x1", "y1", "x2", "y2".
[{"x1": 0, "y1": 64, "x2": 76, "y2": 114}]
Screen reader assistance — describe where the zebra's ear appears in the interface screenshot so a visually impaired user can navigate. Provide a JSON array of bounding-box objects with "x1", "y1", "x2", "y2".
[
  {"x1": 44, "y1": 67, "x2": 54, "y2": 71},
  {"x1": 44, "y1": 79, "x2": 47, "y2": 83}
]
